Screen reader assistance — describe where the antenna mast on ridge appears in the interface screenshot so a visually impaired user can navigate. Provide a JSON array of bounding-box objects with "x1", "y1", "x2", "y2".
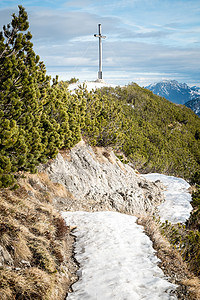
[{"x1": 94, "y1": 24, "x2": 106, "y2": 81}]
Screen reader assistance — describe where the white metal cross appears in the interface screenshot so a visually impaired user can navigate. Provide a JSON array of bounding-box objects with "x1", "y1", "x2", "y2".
[{"x1": 94, "y1": 24, "x2": 106, "y2": 80}]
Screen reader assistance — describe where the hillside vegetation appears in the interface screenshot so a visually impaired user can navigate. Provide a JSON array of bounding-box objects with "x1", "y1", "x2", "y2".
[
  {"x1": 84, "y1": 85, "x2": 200, "y2": 179},
  {"x1": 0, "y1": 6, "x2": 200, "y2": 299},
  {"x1": 0, "y1": 180, "x2": 77, "y2": 299},
  {"x1": 0, "y1": 7, "x2": 199, "y2": 189},
  {"x1": 0, "y1": 6, "x2": 83, "y2": 188},
  {"x1": 160, "y1": 174, "x2": 200, "y2": 278}
]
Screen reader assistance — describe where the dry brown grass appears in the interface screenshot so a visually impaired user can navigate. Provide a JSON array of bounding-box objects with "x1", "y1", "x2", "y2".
[
  {"x1": 0, "y1": 183, "x2": 78, "y2": 299},
  {"x1": 138, "y1": 216, "x2": 200, "y2": 300},
  {"x1": 19, "y1": 172, "x2": 74, "y2": 204},
  {"x1": 92, "y1": 146, "x2": 111, "y2": 163},
  {"x1": 92, "y1": 145, "x2": 127, "y2": 171},
  {"x1": 183, "y1": 278, "x2": 200, "y2": 299},
  {"x1": 12, "y1": 233, "x2": 32, "y2": 261},
  {"x1": 0, "y1": 267, "x2": 52, "y2": 299},
  {"x1": 59, "y1": 148, "x2": 72, "y2": 161}
]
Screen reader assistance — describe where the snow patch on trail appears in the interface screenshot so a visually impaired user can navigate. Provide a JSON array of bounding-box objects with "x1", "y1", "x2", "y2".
[
  {"x1": 68, "y1": 81, "x2": 117, "y2": 92},
  {"x1": 142, "y1": 173, "x2": 192, "y2": 223},
  {"x1": 63, "y1": 211, "x2": 177, "y2": 300}
]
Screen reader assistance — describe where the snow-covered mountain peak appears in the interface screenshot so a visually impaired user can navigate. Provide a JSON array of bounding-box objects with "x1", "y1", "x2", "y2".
[
  {"x1": 147, "y1": 80, "x2": 189, "y2": 93},
  {"x1": 146, "y1": 80, "x2": 200, "y2": 105}
]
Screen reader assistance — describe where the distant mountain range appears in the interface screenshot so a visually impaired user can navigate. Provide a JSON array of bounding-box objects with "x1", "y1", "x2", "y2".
[
  {"x1": 145, "y1": 80, "x2": 200, "y2": 116},
  {"x1": 185, "y1": 98, "x2": 200, "y2": 117}
]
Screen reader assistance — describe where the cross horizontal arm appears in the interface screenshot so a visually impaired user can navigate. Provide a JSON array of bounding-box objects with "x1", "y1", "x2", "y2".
[{"x1": 94, "y1": 34, "x2": 106, "y2": 39}]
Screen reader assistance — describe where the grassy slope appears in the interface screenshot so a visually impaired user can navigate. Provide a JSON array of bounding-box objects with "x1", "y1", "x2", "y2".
[{"x1": 0, "y1": 173, "x2": 77, "y2": 300}]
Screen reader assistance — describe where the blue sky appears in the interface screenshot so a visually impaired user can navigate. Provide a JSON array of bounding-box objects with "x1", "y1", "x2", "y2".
[{"x1": 0, "y1": 0, "x2": 200, "y2": 86}]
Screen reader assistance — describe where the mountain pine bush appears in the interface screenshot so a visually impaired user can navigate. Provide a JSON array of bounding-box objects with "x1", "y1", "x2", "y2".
[
  {"x1": 0, "y1": 6, "x2": 199, "y2": 187},
  {"x1": 0, "y1": 6, "x2": 83, "y2": 187},
  {"x1": 92, "y1": 84, "x2": 200, "y2": 179}
]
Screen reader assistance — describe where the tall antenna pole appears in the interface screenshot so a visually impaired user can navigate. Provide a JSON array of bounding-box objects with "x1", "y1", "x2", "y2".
[{"x1": 94, "y1": 24, "x2": 106, "y2": 81}]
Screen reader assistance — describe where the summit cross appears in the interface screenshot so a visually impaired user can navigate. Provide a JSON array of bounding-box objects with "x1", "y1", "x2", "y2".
[{"x1": 94, "y1": 24, "x2": 106, "y2": 80}]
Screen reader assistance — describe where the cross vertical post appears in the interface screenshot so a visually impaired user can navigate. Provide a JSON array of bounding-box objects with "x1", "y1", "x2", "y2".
[{"x1": 94, "y1": 24, "x2": 106, "y2": 80}]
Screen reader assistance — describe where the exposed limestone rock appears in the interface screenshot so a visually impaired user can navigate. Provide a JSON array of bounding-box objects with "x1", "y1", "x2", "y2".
[
  {"x1": 0, "y1": 245, "x2": 13, "y2": 268},
  {"x1": 39, "y1": 141, "x2": 164, "y2": 215}
]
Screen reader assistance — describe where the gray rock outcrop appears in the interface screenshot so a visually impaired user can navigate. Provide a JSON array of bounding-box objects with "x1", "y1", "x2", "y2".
[
  {"x1": 0, "y1": 245, "x2": 13, "y2": 268},
  {"x1": 39, "y1": 141, "x2": 164, "y2": 215}
]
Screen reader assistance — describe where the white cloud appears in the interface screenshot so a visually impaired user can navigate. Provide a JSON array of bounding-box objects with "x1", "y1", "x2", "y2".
[
  {"x1": 0, "y1": 2, "x2": 200, "y2": 86},
  {"x1": 44, "y1": 55, "x2": 93, "y2": 66}
]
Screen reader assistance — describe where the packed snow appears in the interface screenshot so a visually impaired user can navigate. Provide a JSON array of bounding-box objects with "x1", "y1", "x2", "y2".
[
  {"x1": 63, "y1": 211, "x2": 177, "y2": 300},
  {"x1": 142, "y1": 173, "x2": 192, "y2": 223},
  {"x1": 68, "y1": 80, "x2": 117, "y2": 92},
  {"x1": 62, "y1": 174, "x2": 192, "y2": 299}
]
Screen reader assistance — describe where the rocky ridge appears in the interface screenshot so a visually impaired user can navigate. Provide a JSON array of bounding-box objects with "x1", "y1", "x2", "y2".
[
  {"x1": 1, "y1": 141, "x2": 199, "y2": 299},
  {"x1": 38, "y1": 140, "x2": 164, "y2": 215}
]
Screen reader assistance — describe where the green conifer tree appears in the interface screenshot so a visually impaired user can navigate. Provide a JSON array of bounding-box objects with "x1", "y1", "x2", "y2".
[{"x1": 0, "y1": 6, "x2": 51, "y2": 186}]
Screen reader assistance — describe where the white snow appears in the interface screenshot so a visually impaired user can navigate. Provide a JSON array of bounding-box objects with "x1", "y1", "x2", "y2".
[
  {"x1": 62, "y1": 174, "x2": 192, "y2": 299},
  {"x1": 68, "y1": 80, "x2": 117, "y2": 92},
  {"x1": 63, "y1": 211, "x2": 177, "y2": 300},
  {"x1": 142, "y1": 173, "x2": 192, "y2": 223}
]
